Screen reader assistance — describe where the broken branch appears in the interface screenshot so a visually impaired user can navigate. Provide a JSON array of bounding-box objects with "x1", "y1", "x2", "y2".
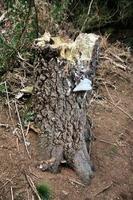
[
  {"x1": 24, "y1": 173, "x2": 41, "y2": 200},
  {"x1": 104, "y1": 83, "x2": 133, "y2": 121},
  {"x1": 14, "y1": 100, "x2": 31, "y2": 159}
]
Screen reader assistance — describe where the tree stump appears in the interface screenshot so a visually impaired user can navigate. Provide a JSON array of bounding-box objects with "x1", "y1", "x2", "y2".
[{"x1": 33, "y1": 33, "x2": 100, "y2": 184}]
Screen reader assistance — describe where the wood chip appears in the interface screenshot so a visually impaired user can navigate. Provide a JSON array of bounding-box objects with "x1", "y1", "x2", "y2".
[
  {"x1": 94, "y1": 182, "x2": 113, "y2": 197},
  {"x1": 69, "y1": 178, "x2": 85, "y2": 187}
]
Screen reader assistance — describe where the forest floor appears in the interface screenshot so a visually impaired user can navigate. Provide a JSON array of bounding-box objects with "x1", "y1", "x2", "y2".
[{"x1": 0, "y1": 40, "x2": 133, "y2": 200}]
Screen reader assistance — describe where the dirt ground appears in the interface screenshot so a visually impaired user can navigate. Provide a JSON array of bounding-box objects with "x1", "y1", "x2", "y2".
[{"x1": 0, "y1": 41, "x2": 133, "y2": 200}]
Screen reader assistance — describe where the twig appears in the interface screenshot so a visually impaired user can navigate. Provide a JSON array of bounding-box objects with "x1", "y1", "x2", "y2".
[
  {"x1": 100, "y1": 56, "x2": 127, "y2": 70},
  {"x1": 109, "y1": 101, "x2": 133, "y2": 121},
  {"x1": 26, "y1": 188, "x2": 30, "y2": 200},
  {"x1": 0, "y1": 11, "x2": 7, "y2": 23},
  {"x1": 4, "y1": 81, "x2": 12, "y2": 119},
  {"x1": 104, "y1": 83, "x2": 114, "y2": 103},
  {"x1": 0, "y1": 82, "x2": 17, "y2": 133},
  {"x1": 17, "y1": 52, "x2": 34, "y2": 69},
  {"x1": 1, "y1": 82, "x2": 16, "y2": 128},
  {"x1": 81, "y1": 0, "x2": 94, "y2": 32},
  {"x1": 24, "y1": 173, "x2": 41, "y2": 200},
  {"x1": 11, "y1": 186, "x2": 14, "y2": 200},
  {"x1": 95, "y1": 137, "x2": 117, "y2": 146},
  {"x1": 0, "y1": 123, "x2": 10, "y2": 128},
  {"x1": 69, "y1": 178, "x2": 85, "y2": 187},
  {"x1": 5, "y1": 82, "x2": 18, "y2": 132},
  {"x1": 32, "y1": 195, "x2": 35, "y2": 200},
  {"x1": 32, "y1": 0, "x2": 39, "y2": 37},
  {"x1": 29, "y1": 167, "x2": 40, "y2": 179},
  {"x1": 0, "y1": 82, "x2": 5, "y2": 85},
  {"x1": 13, "y1": 128, "x2": 21, "y2": 141},
  {"x1": 112, "y1": 61, "x2": 127, "y2": 71},
  {"x1": 14, "y1": 100, "x2": 31, "y2": 159},
  {"x1": 25, "y1": 122, "x2": 30, "y2": 137},
  {"x1": 104, "y1": 83, "x2": 133, "y2": 121},
  {"x1": 108, "y1": 51, "x2": 125, "y2": 63},
  {"x1": 0, "y1": 175, "x2": 16, "y2": 190},
  {"x1": 94, "y1": 182, "x2": 113, "y2": 197}
]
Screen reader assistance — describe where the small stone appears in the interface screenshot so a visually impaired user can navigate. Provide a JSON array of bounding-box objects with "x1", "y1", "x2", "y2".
[
  {"x1": 38, "y1": 163, "x2": 48, "y2": 171},
  {"x1": 62, "y1": 190, "x2": 69, "y2": 196},
  {"x1": 25, "y1": 141, "x2": 30, "y2": 146}
]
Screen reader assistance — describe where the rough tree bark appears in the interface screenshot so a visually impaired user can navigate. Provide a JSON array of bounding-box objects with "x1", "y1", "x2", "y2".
[{"x1": 33, "y1": 33, "x2": 100, "y2": 184}]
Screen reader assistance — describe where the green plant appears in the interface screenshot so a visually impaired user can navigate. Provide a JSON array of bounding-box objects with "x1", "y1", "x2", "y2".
[
  {"x1": 0, "y1": 83, "x2": 6, "y2": 95},
  {"x1": 105, "y1": 145, "x2": 118, "y2": 158},
  {"x1": 0, "y1": 0, "x2": 36, "y2": 75},
  {"x1": 110, "y1": 145, "x2": 118, "y2": 154},
  {"x1": 49, "y1": 0, "x2": 133, "y2": 31},
  {"x1": 36, "y1": 183, "x2": 52, "y2": 200},
  {"x1": 23, "y1": 111, "x2": 35, "y2": 125},
  {"x1": 51, "y1": 0, "x2": 71, "y2": 23}
]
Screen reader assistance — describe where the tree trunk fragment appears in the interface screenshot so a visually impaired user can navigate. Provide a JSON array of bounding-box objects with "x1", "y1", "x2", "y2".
[{"x1": 33, "y1": 32, "x2": 100, "y2": 184}]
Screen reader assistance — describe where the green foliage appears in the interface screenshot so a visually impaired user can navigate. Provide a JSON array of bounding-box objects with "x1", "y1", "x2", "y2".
[
  {"x1": 105, "y1": 145, "x2": 118, "y2": 158},
  {"x1": 51, "y1": 0, "x2": 71, "y2": 23},
  {"x1": 36, "y1": 183, "x2": 52, "y2": 200},
  {"x1": 70, "y1": 0, "x2": 133, "y2": 30},
  {"x1": 23, "y1": 111, "x2": 35, "y2": 125},
  {"x1": 111, "y1": 145, "x2": 118, "y2": 154},
  {"x1": 0, "y1": 0, "x2": 132, "y2": 77},
  {"x1": 50, "y1": 0, "x2": 133, "y2": 31},
  {"x1": 0, "y1": 0, "x2": 36, "y2": 75},
  {"x1": 0, "y1": 83, "x2": 6, "y2": 95}
]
